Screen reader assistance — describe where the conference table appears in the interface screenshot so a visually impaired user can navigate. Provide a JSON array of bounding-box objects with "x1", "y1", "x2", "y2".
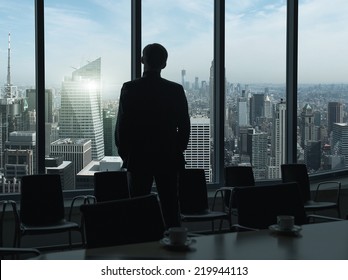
[{"x1": 37, "y1": 220, "x2": 348, "y2": 260}]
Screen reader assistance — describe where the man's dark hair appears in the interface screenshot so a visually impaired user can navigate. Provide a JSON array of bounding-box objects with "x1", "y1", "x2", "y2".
[{"x1": 142, "y1": 43, "x2": 168, "y2": 69}]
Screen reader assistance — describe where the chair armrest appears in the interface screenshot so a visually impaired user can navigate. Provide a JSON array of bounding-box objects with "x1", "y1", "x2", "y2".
[
  {"x1": 316, "y1": 181, "x2": 341, "y2": 191},
  {"x1": 307, "y1": 214, "x2": 344, "y2": 223},
  {"x1": 315, "y1": 181, "x2": 341, "y2": 202},
  {"x1": 68, "y1": 195, "x2": 96, "y2": 221},
  {"x1": 231, "y1": 223, "x2": 259, "y2": 232},
  {"x1": 211, "y1": 187, "x2": 234, "y2": 212}
]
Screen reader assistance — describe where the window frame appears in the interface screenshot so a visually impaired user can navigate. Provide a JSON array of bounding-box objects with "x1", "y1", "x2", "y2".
[{"x1": 5, "y1": 0, "x2": 346, "y2": 201}]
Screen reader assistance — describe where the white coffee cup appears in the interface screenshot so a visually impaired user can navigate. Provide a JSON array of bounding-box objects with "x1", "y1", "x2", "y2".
[
  {"x1": 167, "y1": 227, "x2": 188, "y2": 245},
  {"x1": 277, "y1": 215, "x2": 294, "y2": 230}
]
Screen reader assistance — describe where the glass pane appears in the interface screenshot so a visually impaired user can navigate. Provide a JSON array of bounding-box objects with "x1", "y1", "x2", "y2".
[
  {"x1": 225, "y1": 1, "x2": 287, "y2": 180},
  {"x1": 298, "y1": 0, "x2": 348, "y2": 174},
  {"x1": 142, "y1": 0, "x2": 214, "y2": 182},
  {"x1": 0, "y1": 0, "x2": 35, "y2": 194},
  {"x1": 45, "y1": 0, "x2": 131, "y2": 190}
]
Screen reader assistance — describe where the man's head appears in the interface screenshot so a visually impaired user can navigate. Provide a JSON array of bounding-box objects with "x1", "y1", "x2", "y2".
[{"x1": 142, "y1": 43, "x2": 168, "y2": 71}]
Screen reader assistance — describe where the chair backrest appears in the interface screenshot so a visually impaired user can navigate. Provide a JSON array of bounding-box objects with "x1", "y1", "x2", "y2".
[
  {"x1": 94, "y1": 171, "x2": 130, "y2": 202},
  {"x1": 80, "y1": 194, "x2": 165, "y2": 248},
  {"x1": 281, "y1": 163, "x2": 311, "y2": 203},
  {"x1": 224, "y1": 166, "x2": 256, "y2": 207},
  {"x1": 178, "y1": 168, "x2": 209, "y2": 214},
  {"x1": 233, "y1": 182, "x2": 307, "y2": 229},
  {"x1": 20, "y1": 174, "x2": 65, "y2": 226},
  {"x1": 225, "y1": 166, "x2": 255, "y2": 187}
]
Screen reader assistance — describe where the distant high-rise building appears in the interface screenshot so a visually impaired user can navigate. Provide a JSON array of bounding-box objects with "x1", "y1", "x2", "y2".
[
  {"x1": 59, "y1": 58, "x2": 104, "y2": 160},
  {"x1": 181, "y1": 69, "x2": 186, "y2": 88},
  {"x1": 328, "y1": 102, "x2": 343, "y2": 138},
  {"x1": 103, "y1": 109, "x2": 116, "y2": 156},
  {"x1": 26, "y1": 89, "x2": 53, "y2": 123},
  {"x1": 267, "y1": 99, "x2": 286, "y2": 179},
  {"x1": 251, "y1": 132, "x2": 268, "y2": 180},
  {"x1": 45, "y1": 156, "x2": 74, "y2": 190},
  {"x1": 3, "y1": 33, "x2": 16, "y2": 98},
  {"x1": 50, "y1": 138, "x2": 92, "y2": 187},
  {"x1": 313, "y1": 110, "x2": 321, "y2": 126},
  {"x1": 194, "y1": 77, "x2": 199, "y2": 90},
  {"x1": 5, "y1": 131, "x2": 36, "y2": 175},
  {"x1": 300, "y1": 104, "x2": 316, "y2": 148},
  {"x1": 237, "y1": 97, "x2": 248, "y2": 126},
  {"x1": 264, "y1": 94, "x2": 272, "y2": 119},
  {"x1": 332, "y1": 123, "x2": 348, "y2": 168},
  {"x1": 184, "y1": 117, "x2": 212, "y2": 182},
  {"x1": 250, "y1": 93, "x2": 264, "y2": 126},
  {"x1": 238, "y1": 126, "x2": 253, "y2": 156},
  {"x1": 304, "y1": 140, "x2": 321, "y2": 171}
]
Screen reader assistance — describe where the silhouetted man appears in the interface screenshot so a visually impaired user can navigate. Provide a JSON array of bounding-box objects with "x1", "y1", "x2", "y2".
[{"x1": 115, "y1": 43, "x2": 190, "y2": 228}]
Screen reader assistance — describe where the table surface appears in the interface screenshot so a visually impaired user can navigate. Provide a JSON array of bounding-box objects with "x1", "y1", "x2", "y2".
[{"x1": 37, "y1": 220, "x2": 348, "y2": 260}]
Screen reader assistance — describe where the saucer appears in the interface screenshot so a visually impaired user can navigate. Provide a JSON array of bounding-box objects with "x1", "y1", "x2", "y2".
[
  {"x1": 269, "y1": 224, "x2": 302, "y2": 235},
  {"x1": 159, "y1": 237, "x2": 195, "y2": 250}
]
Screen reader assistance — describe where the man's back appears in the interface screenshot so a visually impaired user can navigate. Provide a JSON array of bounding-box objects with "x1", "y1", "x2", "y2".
[{"x1": 116, "y1": 71, "x2": 190, "y2": 172}]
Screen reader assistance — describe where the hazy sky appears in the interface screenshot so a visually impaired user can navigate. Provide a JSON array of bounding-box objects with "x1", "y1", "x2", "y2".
[{"x1": 1, "y1": 0, "x2": 348, "y2": 98}]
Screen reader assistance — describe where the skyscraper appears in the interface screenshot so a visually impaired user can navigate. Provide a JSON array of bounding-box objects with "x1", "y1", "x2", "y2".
[
  {"x1": 251, "y1": 132, "x2": 268, "y2": 180},
  {"x1": 237, "y1": 97, "x2": 248, "y2": 126},
  {"x1": 300, "y1": 103, "x2": 316, "y2": 148},
  {"x1": 103, "y1": 109, "x2": 116, "y2": 156},
  {"x1": 328, "y1": 102, "x2": 343, "y2": 138},
  {"x1": 184, "y1": 117, "x2": 212, "y2": 182},
  {"x1": 50, "y1": 138, "x2": 92, "y2": 185},
  {"x1": 59, "y1": 58, "x2": 104, "y2": 160},
  {"x1": 332, "y1": 123, "x2": 348, "y2": 168},
  {"x1": 250, "y1": 93, "x2": 265, "y2": 126},
  {"x1": 267, "y1": 99, "x2": 286, "y2": 179}
]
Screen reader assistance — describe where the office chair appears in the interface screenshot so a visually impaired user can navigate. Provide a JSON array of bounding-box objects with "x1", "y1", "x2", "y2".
[
  {"x1": 217, "y1": 165, "x2": 256, "y2": 217},
  {"x1": 13, "y1": 174, "x2": 84, "y2": 248},
  {"x1": 1, "y1": 200, "x2": 41, "y2": 259},
  {"x1": 93, "y1": 170, "x2": 130, "y2": 202},
  {"x1": 1, "y1": 200, "x2": 17, "y2": 247},
  {"x1": 281, "y1": 163, "x2": 341, "y2": 218},
  {"x1": 232, "y1": 182, "x2": 308, "y2": 230},
  {"x1": 80, "y1": 193, "x2": 165, "y2": 248},
  {"x1": 178, "y1": 168, "x2": 231, "y2": 232}
]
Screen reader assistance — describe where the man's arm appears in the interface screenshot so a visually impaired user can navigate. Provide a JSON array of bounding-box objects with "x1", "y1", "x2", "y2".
[
  {"x1": 177, "y1": 86, "x2": 191, "y2": 151},
  {"x1": 115, "y1": 85, "x2": 129, "y2": 162}
]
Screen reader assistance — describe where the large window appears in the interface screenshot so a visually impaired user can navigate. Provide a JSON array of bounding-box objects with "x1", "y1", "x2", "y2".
[
  {"x1": 225, "y1": 1, "x2": 287, "y2": 180},
  {"x1": 142, "y1": 0, "x2": 214, "y2": 182},
  {"x1": 0, "y1": 0, "x2": 35, "y2": 194},
  {"x1": 298, "y1": 0, "x2": 348, "y2": 174},
  {"x1": 44, "y1": 0, "x2": 131, "y2": 190},
  {"x1": 1, "y1": 0, "x2": 348, "y2": 197}
]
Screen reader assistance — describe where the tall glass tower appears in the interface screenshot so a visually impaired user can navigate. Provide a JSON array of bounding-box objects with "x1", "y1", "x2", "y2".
[{"x1": 59, "y1": 58, "x2": 104, "y2": 160}]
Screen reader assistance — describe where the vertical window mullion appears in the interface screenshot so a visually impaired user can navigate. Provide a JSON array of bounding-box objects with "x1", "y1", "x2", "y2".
[
  {"x1": 214, "y1": 0, "x2": 225, "y2": 184},
  {"x1": 132, "y1": 0, "x2": 142, "y2": 80},
  {"x1": 35, "y1": 0, "x2": 45, "y2": 174},
  {"x1": 286, "y1": 0, "x2": 298, "y2": 164}
]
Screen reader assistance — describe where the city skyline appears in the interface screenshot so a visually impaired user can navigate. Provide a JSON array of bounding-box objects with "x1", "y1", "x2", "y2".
[{"x1": 1, "y1": 0, "x2": 348, "y2": 100}]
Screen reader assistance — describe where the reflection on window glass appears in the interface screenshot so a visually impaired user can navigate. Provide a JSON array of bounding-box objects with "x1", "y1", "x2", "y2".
[
  {"x1": 45, "y1": 0, "x2": 131, "y2": 190},
  {"x1": 142, "y1": 0, "x2": 214, "y2": 182},
  {"x1": 225, "y1": 1, "x2": 286, "y2": 180},
  {"x1": 298, "y1": 0, "x2": 348, "y2": 174},
  {"x1": 0, "y1": 0, "x2": 35, "y2": 194}
]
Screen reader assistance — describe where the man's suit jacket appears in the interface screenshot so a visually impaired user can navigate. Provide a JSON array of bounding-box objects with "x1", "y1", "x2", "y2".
[{"x1": 115, "y1": 71, "x2": 190, "y2": 172}]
